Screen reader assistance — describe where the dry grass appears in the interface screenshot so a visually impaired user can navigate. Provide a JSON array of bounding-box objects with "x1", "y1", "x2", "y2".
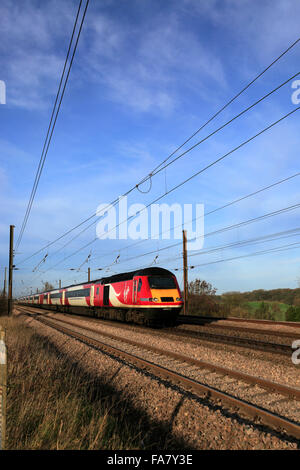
[
  {"x1": 0, "y1": 315, "x2": 151, "y2": 450},
  {"x1": 0, "y1": 295, "x2": 7, "y2": 317}
]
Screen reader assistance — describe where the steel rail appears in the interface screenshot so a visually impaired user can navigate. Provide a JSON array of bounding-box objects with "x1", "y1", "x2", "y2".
[
  {"x1": 179, "y1": 315, "x2": 300, "y2": 328},
  {"x1": 168, "y1": 327, "x2": 293, "y2": 356},
  {"x1": 16, "y1": 304, "x2": 294, "y2": 355},
  {"x1": 178, "y1": 322, "x2": 299, "y2": 340},
  {"x1": 19, "y1": 308, "x2": 300, "y2": 441},
  {"x1": 28, "y1": 311, "x2": 300, "y2": 401}
]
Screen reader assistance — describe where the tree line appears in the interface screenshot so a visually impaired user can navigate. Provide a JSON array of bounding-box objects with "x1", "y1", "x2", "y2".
[{"x1": 187, "y1": 279, "x2": 300, "y2": 321}]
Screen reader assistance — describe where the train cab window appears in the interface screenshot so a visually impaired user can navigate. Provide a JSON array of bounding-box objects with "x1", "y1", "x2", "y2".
[
  {"x1": 137, "y1": 278, "x2": 142, "y2": 292},
  {"x1": 148, "y1": 276, "x2": 176, "y2": 289}
]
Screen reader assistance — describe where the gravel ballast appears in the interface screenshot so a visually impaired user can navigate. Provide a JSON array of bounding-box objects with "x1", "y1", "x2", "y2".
[{"x1": 16, "y1": 309, "x2": 300, "y2": 450}]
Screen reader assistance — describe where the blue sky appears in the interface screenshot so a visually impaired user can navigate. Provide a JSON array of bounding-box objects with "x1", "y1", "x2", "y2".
[{"x1": 0, "y1": 0, "x2": 299, "y2": 296}]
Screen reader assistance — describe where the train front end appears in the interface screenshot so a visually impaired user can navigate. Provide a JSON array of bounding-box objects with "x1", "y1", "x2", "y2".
[{"x1": 135, "y1": 268, "x2": 183, "y2": 326}]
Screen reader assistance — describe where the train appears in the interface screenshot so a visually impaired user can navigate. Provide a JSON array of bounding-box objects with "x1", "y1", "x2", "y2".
[{"x1": 18, "y1": 267, "x2": 183, "y2": 326}]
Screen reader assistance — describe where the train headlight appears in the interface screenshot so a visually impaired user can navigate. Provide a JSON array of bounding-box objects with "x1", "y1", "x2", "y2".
[
  {"x1": 176, "y1": 297, "x2": 183, "y2": 301},
  {"x1": 152, "y1": 297, "x2": 159, "y2": 302}
]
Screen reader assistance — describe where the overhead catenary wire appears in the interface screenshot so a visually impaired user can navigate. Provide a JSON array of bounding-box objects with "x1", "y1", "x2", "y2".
[
  {"x1": 186, "y1": 228, "x2": 300, "y2": 259},
  {"x1": 156, "y1": 228, "x2": 300, "y2": 266},
  {"x1": 94, "y1": 204, "x2": 300, "y2": 270},
  {"x1": 15, "y1": 36, "x2": 300, "y2": 266},
  {"x1": 30, "y1": 229, "x2": 300, "y2": 289},
  {"x1": 77, "y1": 251, "x2": 92, "y2": 271},
  {"x1": 26, "y1": 98, "x2": 300, "y2": 287},
  {"x1": 32, "y1": 253, "x2": 48, "y2": 272},
  {"x1": 91, "y1": 171, "x2": 300, "y2": 262},
  {"x1": 28, "y1": 201, "x2": 300, "y2": 287},
  {"x1": 49, "y1": 104, "x2": 300, "y2": 269},
  {"x1": 31, "y1": 71, "x2": 300, "y2": 263},
  {"x1": 148, "y1": 70, "x2": 300, "y2": 179},
  {"x1": 150, "y1": 36, "x2": 300, "y2": 176},
  {"x1": 113, "y1": 229, "x2": 300, "y2": 275},
  {"x1": 17, "y1": 101, "x2": 300, "y2": 275},
  {"x1": 16, "y1": 191, "x2": 134, "y2": 267},
  {"x1": 15, "y1": 0, "x2": 90, "y2": 252},
  {"x1": 18, "y1": 70, "x2": 300, "y2": 262},
  {"x1": 186, "y1": 241, "x2": 300, "y2": 270}
]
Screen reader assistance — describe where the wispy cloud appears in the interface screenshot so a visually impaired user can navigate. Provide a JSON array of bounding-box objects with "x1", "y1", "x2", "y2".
[
  {"x1": 81, "y1": 7, "x2": 227, "y2": 114},
  {"x1": 183, "y1": 0, "x2": 300, "y2": 62},
  {"x1": 0, "y1": 0, "x2": 74, "y2": 110},
  {"x1": 0, "y1": 0, "x2": 299, "y2": 294}
]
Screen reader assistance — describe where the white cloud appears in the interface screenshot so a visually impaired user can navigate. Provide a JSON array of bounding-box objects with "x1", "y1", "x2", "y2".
[
  {"x1": 183, "y1": 0, "x2": 300, "y2": 62},
  {"x1": 81, "y1": 7, "x2": 227, "y2": 114},
  {"x1": 0, "y1": 0, "x2": 75, "y2": 110},
  {"x1": 1, "y1": 0, "x2": 299, "y2": 294}
]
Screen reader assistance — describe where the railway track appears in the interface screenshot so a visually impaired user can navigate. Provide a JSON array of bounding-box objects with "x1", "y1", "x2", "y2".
[
  {"x1": 178, "y1": 320, "x2": 298, "y2": 340},
  {"x1": 179, "y1": 314, "x2": 300, "y2": 328},
  {"x1": 175, "y1": 314, "x2": 298, "y2": 355},
  {"x1": 18, "y1": 306, "x2": 300, "y2": 442},
  {"x1": 17, "y1": 304, "x2": 295, "y2": 356},
  {"x1": 165, "y1": 327, "x2": 294, "y2": 356}
]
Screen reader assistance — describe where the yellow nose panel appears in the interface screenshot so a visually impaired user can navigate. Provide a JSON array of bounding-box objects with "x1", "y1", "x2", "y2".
[{"x1": 150, "y1": 289, "x2": 179, "y2": 301}]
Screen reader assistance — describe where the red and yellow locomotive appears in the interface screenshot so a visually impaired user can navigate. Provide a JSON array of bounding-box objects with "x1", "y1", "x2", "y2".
[{"x1": 20, "y1": 267, "x2": 183, "y2": 326}]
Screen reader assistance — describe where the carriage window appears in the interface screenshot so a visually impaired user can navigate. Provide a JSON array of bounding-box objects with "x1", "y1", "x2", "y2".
[
  {"x1": 50, "y1": 293, "x2": 61, "y2": 299},
  {"x1": 137, "y1": 279, "x2": 142, "y2": 292},
  {"x1": 65, "y1": 288, "x2": 90, "y2": 298}
]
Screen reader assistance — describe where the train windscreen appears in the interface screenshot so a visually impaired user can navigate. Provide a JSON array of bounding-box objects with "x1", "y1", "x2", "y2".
[{"x1": 148, "y1": 276, "x2": 176, "y2": 289}]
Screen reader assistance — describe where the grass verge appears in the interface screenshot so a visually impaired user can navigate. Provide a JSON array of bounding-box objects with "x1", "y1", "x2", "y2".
[{"x1": 0, "y1": 315, "x2": 186, "y2": 450}]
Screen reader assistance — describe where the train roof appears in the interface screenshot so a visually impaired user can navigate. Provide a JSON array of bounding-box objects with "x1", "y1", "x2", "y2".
[
  {"x1": 98, "y1": 267, "x2": 174, "y2": 285},
  {"x1": 25, "y1": 267, "x2": 175, "y2": 296}
]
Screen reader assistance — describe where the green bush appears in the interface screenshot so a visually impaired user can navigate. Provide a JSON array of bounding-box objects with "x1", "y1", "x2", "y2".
[{"x1": 285, "y1": 306, "x2": 300, "y2": 322}]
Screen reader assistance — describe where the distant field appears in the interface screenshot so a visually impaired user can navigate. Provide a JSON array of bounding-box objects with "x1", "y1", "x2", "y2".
[{"x1": 245, "y1": 301, "x2": 289, "y2": 321}]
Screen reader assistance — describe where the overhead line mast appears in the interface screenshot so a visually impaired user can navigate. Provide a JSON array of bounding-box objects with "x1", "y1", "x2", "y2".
[
  {"x1": 183, "y1": 230, "x2": 188, "y2": 315},
  {"x1": 8, "y1": 225, "x2": 15, "y2": 316}
]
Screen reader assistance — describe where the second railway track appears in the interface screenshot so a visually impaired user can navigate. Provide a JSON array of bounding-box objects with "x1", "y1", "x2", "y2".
[
  {"x1": 17, "y1": 304, "x2": 296, "y2": 357},
  {"x1": 18, "y1": 306, "x2": 300, "y2": 443},
  {"x1": 179, "y1": 314, "x2": 300, "y2": 328},
  {"x1": 165, "y1": 326, "x2": 295, "y2": 356}
]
